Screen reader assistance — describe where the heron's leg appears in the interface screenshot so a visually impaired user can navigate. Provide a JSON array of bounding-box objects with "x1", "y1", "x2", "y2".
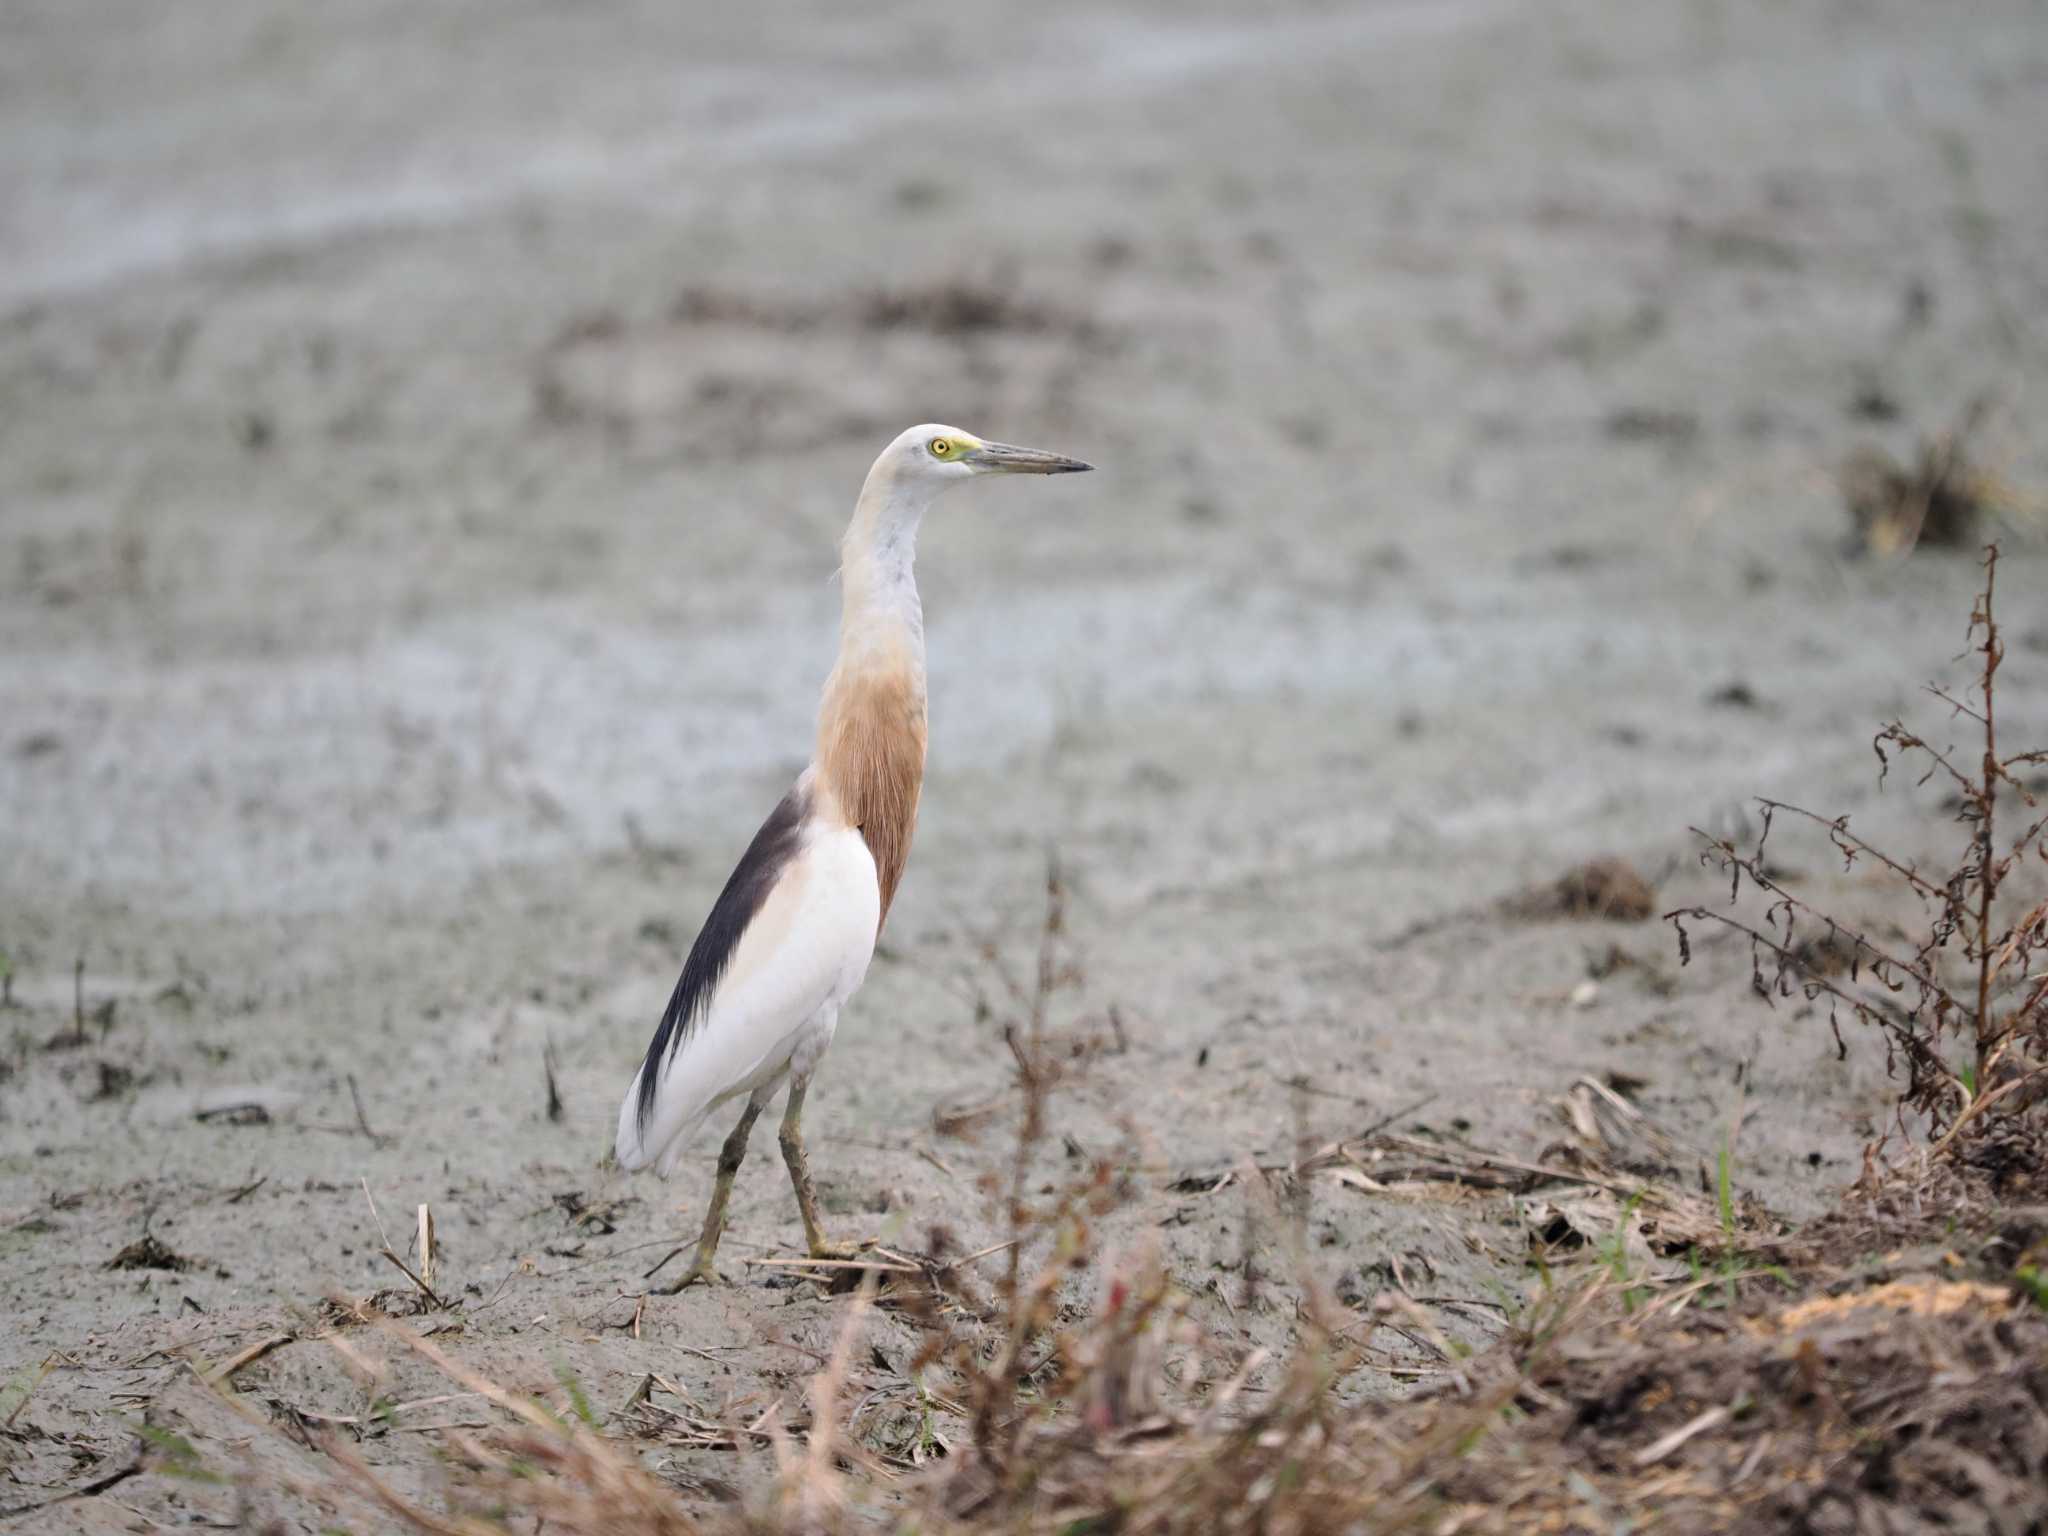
[
  {"x1": 654, "y1": 1095, "x2": 764, "y2": 1293},
  {"x1": 778, "y1": 1076, "x2": 863, "y2": 1260}
]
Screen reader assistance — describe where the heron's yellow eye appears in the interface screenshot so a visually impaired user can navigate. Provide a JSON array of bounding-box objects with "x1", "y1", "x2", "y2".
[{"x1": 929, "y1": 437, "x2": 952, "y2": 458}]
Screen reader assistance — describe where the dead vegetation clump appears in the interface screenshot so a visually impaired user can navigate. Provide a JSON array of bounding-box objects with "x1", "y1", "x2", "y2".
[
  {"x1": 1434, "y1": 1271, "x2": 2048, "y2": 1533},
  {"x1": 1510, "y1": 855, "x2": 1659, "y2": 922},
  {"x1": 855, "y1": 281, "x2": 1078, "y2": 338},
  {"x1": 1668, "y1": 544, "x2": 2048, "y2": 1175},
  {"x1": 532, "y1": 277, "x2": 1099, "y2": 439},
  {"x1": 1840, "y1": 399, "x2": 2042, "y2": 556},
  {"x1": 1841, "y1": 439, "x2": 1993, "y2": 555},
  {"x1": 103, "y1": 1233, "x2": 190, "y2": 1273}
]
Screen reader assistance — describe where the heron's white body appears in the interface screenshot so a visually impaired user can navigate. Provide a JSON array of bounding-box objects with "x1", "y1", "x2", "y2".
[
  {"x1": 615, "y1": 795, "x2": 878, "y2": 1174},
  {"x1": 612, "y1": 424, "x2": 1087, "y2": 1251}
]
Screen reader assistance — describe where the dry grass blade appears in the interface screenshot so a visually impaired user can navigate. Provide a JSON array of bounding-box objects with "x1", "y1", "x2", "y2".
[
  {"x1": 0, "y1": 1355, "x2": 57, "y2": 1429},
  {"x1": 1631, "y1": 1404, "x2": 1732, "y2": 1467},
  {"x1": 349, "y1": 1309, "x2": 568, "y2": 1436},
  {"x1": 744, "y1": 1254, "x2": 919, "y2": 1274},
  {"x1": 203, "y1": 1331, "x2": 293, "y2": 1385},
  {"x1": 378, "y1": 1247, "x2": 445, "y2": 1309},
  {"x1": 360, "y1": 1178, "x2": 445, "y2": 1308}
]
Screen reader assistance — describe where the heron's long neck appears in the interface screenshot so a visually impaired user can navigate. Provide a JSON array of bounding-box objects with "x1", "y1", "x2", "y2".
[
  {"x1": 815, "y1": 480, "x2": 930, "y2": 925},
  {"x1": 837, "y1": 517, "x2": 926, "y2": 670}
]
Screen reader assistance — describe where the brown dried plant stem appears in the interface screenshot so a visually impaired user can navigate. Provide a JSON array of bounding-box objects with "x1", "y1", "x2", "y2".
[
  {"x1": 1970, "y1": 549, "x2": 2000, "y2": 1077},
  {"x1": 1668, "y1": 543, "x2": 2047, "y2": 1153}
]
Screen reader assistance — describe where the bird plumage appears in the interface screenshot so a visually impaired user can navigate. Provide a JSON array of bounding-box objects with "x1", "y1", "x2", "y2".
[
  {"x1": 817, "y1": 649, "x2": 928, "y2": 922},
  {"x1": 616, "y1": 772, "x2": 880, "y2": 1175},
  {"x1": 613, "y1": 424, "x2": 1089, "y2": 1287},
  {"x1": 615, "y1": 534, "x2": 928, "y2": 1180}
]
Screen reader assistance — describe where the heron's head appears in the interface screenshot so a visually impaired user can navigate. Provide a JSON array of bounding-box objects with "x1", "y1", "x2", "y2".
[
  {"x1": 870, "y1": 423, "x2": 1093, "y2": 494},
  {"x1": 849, "y1": 424, "x2": 1091, "y2": 565}
]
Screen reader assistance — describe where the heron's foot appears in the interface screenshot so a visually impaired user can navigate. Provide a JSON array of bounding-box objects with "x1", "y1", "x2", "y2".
[
  {"x1": 651, "y1": 1253, "x2": 726, "y2": 1294},
  {"x1": 807, "y1": 1235, "x2": 876, "y2": 1264}
]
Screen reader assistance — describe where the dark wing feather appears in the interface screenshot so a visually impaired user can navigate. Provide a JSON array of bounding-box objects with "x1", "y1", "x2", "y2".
[{"x1": 632, "y1": 785, "x2": 808, "y2": 1137}]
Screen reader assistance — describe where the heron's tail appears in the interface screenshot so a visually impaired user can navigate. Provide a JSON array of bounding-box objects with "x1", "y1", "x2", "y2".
[
  {"x1": 615, "y1": 1069, "x2": 709, "y2": 1175},
  {"x1": 614, "y1": 1072, "x2": 660, "y2": 1172}
]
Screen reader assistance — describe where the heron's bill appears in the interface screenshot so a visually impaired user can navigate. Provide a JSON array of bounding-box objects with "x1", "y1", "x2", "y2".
[{"x1": 970, "y1": 441, "x2": 1093, "y2": 475}]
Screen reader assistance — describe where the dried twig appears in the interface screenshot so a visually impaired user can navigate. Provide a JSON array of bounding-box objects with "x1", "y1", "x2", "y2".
[
  {"x1": 346, "y1": 1075, "x2": 388, "y2": 1146},
  {"x1": 544, "y1": 1037, "x2": 565, "y2": 1123}
]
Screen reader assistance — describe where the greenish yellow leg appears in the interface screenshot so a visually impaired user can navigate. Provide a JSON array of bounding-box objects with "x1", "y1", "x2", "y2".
[
  {"x1": 654, "y1": 1097, "x2": 763, "y2": 1293},
  {"x1": 778, "y1": 1078, "x2": 862, "y2": 1261}
]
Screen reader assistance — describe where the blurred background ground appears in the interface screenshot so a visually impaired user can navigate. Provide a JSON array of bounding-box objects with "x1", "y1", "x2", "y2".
[{"x1": 2, "y1": 0, "x2": 2046, "y2": 1525}]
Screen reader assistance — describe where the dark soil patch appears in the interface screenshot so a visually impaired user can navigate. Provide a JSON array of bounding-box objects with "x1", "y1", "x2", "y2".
[{"x1": 663, "y1": 280, "x2": 1094, "y2": 340}]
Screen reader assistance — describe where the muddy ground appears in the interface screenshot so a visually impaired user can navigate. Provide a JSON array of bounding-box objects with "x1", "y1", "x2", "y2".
[{"x1": 3, "y1": 0, "x2": 2047, "y2": 1526}]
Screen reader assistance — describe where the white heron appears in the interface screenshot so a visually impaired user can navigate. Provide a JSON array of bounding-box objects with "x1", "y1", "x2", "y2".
[{"x1": 616, "y1": 424, "x2": 1092, "y2": 1289}]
